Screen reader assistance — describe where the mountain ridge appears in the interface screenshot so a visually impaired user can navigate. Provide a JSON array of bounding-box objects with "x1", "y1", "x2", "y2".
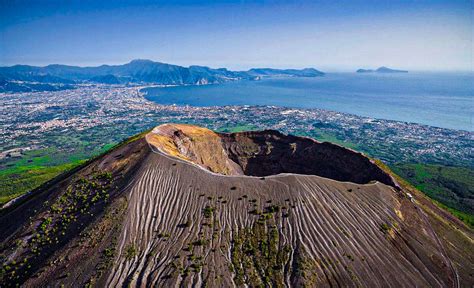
[{"x1": 0, "y1": 60, "x2": 325, "y2": 92}]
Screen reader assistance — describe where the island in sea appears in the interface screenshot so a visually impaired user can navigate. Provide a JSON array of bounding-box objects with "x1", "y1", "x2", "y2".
[{"x1": 357, "y1": 66, "x2": 408, "y2": 73}]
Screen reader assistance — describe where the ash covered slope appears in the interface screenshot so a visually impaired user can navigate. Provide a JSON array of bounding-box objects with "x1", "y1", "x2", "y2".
[{"x1": 1, "y1": 124, "x2": 472, "y2": 287}]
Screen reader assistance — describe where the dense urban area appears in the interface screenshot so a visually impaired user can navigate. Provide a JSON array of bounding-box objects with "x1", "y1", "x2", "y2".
[{"x1": 1, "y1": 84, "x2": 473, "y2": 225}]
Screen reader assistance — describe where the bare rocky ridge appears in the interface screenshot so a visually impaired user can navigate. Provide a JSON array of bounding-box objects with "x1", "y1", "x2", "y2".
[
  {"x1": 0, "y1": 124, "x2": 472, "y2": 287},
  {"x1": 148, "y1": 124, "x2": 397, "y2": 186}
]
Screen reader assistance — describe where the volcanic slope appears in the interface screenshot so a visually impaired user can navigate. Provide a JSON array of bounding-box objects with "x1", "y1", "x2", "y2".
[{"x1": 1, "y1": 123, "x2": 472, "y2": 287}]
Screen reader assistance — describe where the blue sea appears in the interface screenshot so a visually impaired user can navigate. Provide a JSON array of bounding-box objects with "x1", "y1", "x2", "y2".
[{"x1": 143, "y1": 72, "x2": 473, "y2": 131}]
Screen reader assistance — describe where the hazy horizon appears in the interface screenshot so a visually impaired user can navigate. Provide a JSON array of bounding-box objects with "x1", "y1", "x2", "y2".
[
  {"x1": 1, "y1": 58, "x2": 473, "y2": 74},
  {"x1": 1, "y1": 0, "x2": 472, "y2": 72}
]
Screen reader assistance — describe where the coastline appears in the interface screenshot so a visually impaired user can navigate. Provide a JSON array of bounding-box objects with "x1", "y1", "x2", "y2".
[{"x1": 140, "y1": 73, "x2": 474, "y2": 133}]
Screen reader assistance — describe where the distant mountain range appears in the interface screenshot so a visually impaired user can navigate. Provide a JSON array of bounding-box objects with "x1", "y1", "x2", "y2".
[
  {"x1": 0, "y1": 59, "x2": 324, "y2": 93},
  {"x1": 356, "y1": 66, "x2": 408, "y2": 73}
]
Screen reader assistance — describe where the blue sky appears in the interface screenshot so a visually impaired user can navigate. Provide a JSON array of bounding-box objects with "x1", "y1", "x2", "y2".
[{"x1": 0, "y1": 0, "x2": 472, "y2": 71}]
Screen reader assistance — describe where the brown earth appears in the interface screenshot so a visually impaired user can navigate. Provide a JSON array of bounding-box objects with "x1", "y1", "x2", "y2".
[{"x1": 0, "y1": 123, "x2": 472, "y2": 287}]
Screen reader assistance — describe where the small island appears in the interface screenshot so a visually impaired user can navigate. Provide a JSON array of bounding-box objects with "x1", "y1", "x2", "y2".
[{"x1": 357, "y1": 66, "x2": 408, "y2": 73}]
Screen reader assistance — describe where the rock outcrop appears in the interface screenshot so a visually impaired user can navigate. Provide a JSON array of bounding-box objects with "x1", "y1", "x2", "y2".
[{"x1": 148, "y1": 124, "x2": 397, "y2": 186}]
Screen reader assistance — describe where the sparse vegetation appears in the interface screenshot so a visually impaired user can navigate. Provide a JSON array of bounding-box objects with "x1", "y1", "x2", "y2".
[
  {"x1": 125, "y1": 244, "x2": 138, "y2": 260},
  {"x1": 203, "y1": 205, "x2": 215, "y2": 218},
  {"x1": 103, "y1": 247, "x2": 113, "y2": 258},
  {"x1": 192, "y1": 239, "x2": 208, "y2": 246},
  {"x1": 292, "y1": 249, "x2": 318, "y2": 286},
  {"x1": 0, "y1": 168, "x2": 121, "y2": 285},
  {"x1": 265, "y1": 205, "x2": 280, "y2": 213},
  {"x1": 177, "y1": 220, "x2": 191, "y2": 228},
  {"x1": 380, "y1": 223, "x2": 392, "y2": 234},
  {"x1": 230, "y1": 207, "x2": 290, "y2": 286}
]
